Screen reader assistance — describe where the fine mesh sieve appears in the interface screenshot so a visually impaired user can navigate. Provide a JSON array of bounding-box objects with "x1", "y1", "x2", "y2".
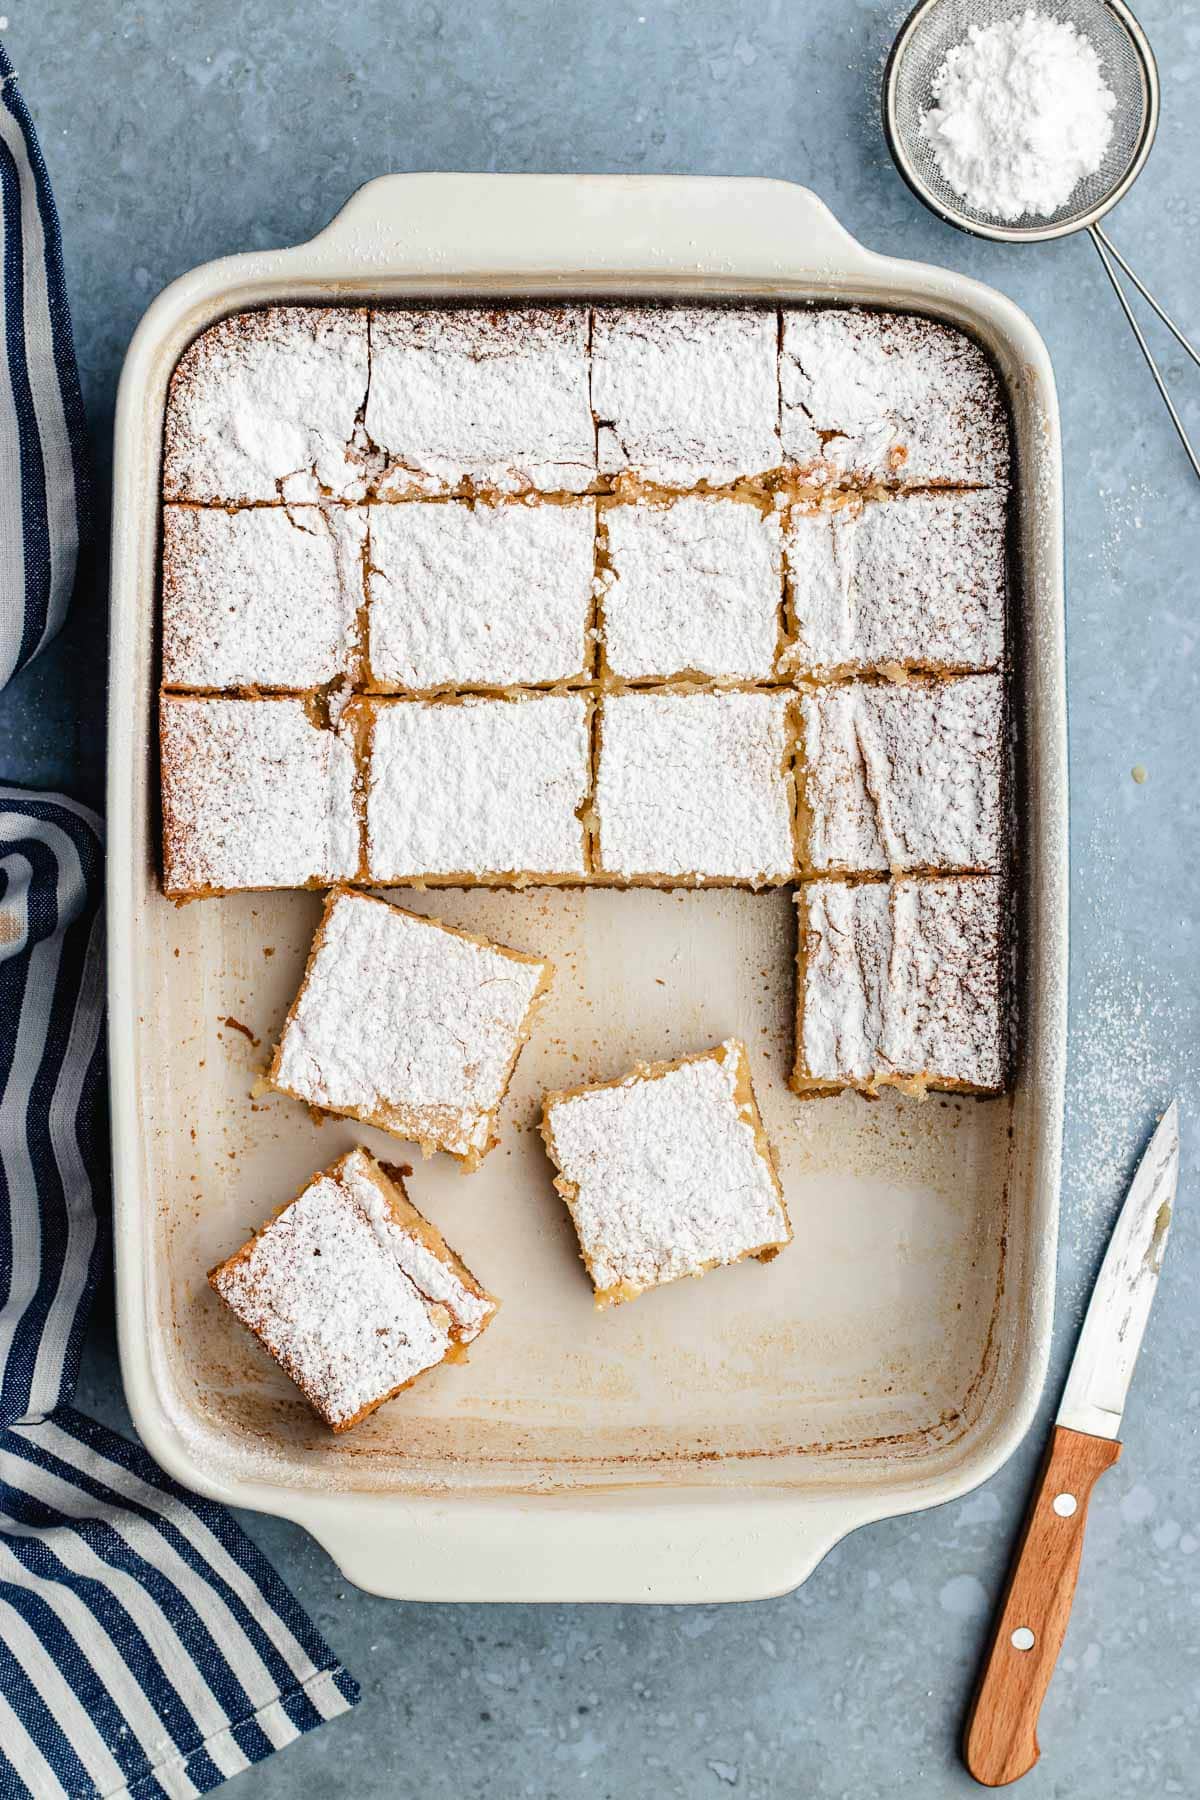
[{"x1": 883, "y1": 0, "x2": 1200, "y2": 477}]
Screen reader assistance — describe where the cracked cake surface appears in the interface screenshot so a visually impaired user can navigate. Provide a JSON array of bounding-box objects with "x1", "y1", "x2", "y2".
[
  {"x1": 599, "y1": 496, "x2": 783, "y2": 683},
  {"x1": 366, "y1": 692, "x2": 592, "y2": 882},
  {"x1": 367, "y1": 498, "x2": 595, "y2": 691},
  {"x1": 781, "y1": 490, "x2": 1007, "y2": 677},
  {"x1": 594, "y1": 688, "x2": 796, "y2": 885},
  {"x1": 160, "y1": 695, "x2": 359, "y2": 896},
  {"x1": 161, "y1": 503, "x2": 367, "y2": 691},
  {"x1": 799, "y1": 674, "x2": 1004, "y2": 874},
  {"x1": 208, "y1": 1148, "x2": 468, "y2": 1431},
  {"x1": 162, "y1": 307, "x2": 371, "y2": 504},
  {"x1": 541, "y1": 1038, "x2": 790, "y2": 1306},
  {"x1": 337, "y1": 1149, "x2": 498, "y2": 1343},
  {"x1": 268, "y1": 888, "x2": 553, "y2": 1166},
  {"x1": 592, "y1": 304, "x2": 781, "y2": 488},
  {"x1": 366, "y1": 306, "x2": 595, "y2": 497},
  {"x1": 780, "y1": 307, "x2": 1009, "y2": 487},
  {"x1": 794, "y1": 876, "x2": 1006, "y2": 1093}
]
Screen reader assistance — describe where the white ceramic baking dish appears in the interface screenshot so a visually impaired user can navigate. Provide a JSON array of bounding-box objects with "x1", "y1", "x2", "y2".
[{"x1": 107, "y1": 175, "x2": 1065, "y2": 1603}]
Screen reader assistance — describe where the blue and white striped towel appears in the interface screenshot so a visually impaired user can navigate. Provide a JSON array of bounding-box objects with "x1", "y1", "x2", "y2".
[
  {"x1": 0, "y1": 43, "x2": 89, "y2": 687},
  {"x1": 0, "y1": 42, "x2": 360, "y2": 1800}
]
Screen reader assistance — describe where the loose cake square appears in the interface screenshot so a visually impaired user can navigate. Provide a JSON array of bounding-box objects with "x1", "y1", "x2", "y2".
[
  {"x1": 366, "y1": 693, "x2": 592, "y2": 883},
  {"x1": 594, "y1": 689, "x2": 796, "y2": 886},
  {"x1": 346, "y1": 1149, "x2": 499, "y2": 1343},
  {"x1": 599, "y1": 497, "x2": 783, "y2": 683},
  {"x1": 367, "y1": 499, "x2": 595, "y2": 692},
  {"x1": 780, "y1": 491, "x2": 1007, "y2": 678},
  {"x1": 541, "y1": 1038, "x2": 790, "y2": 1308},
  {"x1": 591, "y1": 305, "x2": 780, "y2": 488},
  {"x1": 267, "y1": 888, "x2": 553, "y2": 1167},
  {"x1": 793, "y1": 876, "x2": 1007, "y2": 1095},
  {"x1": 162, "y1": 307, "x2": 370, "y2": 504},
  {"x1": 160, "y1": 696, "x2": 359, "y2": 896},
  {"x1": 208, "y1": 1147, "x2": 497, "y2": 1432},
  {"x1": 161, "y1": 504, "x2": 367, "y2": 691},
  {"x1": 779, "y1": 307, "x2": 1009, "y2": 486},
  {"x1": 799, "y1": 675, "x2": 1004, "y2": 874},
  {"x1": 366, "y1": 307, "x2": 595, "y2": 497}
]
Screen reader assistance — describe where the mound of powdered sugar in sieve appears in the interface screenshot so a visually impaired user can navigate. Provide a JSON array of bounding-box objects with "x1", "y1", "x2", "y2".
[{"x1": 919, "y1": 8, "x2": 1117, "y2": 221}]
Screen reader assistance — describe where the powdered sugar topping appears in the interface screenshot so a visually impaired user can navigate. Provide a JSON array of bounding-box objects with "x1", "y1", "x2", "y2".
[
  {"x1": 544, "y1": 1041, "x2": 788, "y2": 1296},
  {"x1": 160, "y1": 696, "x2": 359, "y2": 894},
  {"x1": 800, "y1": 674, "x2": 1003, "y2": 873},
  {"x1": 162, "y1": 504, "x2": 366, "y2": 690},
  {"x1": 600, "y1": 497, "x2": 783, "y2": 682},
  {"x1": 367, "y1": 499, "x2": 595, "y2": 690},
  {"x1": 338, "y1": 1150, "x2": 494, "y2": 1340},
  {"x1": 367, "y1": 308, "x2": 595, "y2": 497},
  {"x1": 367, "y1": 695, "x2": 591, "y2": 880},
  {"x1": 592, "y1": 305, "x2": 781, "y2": 488},
  {"x1": 782, "y1": 490, "x2": 1007, "y2": 675},
  {"x1": 210, "y1": 1169, "x2": 450, "y2": 1428},
  {"x1": 780, "y1": 308, "x2": 1009, "y2": 487},
  {"x1": 596, "y1": 689, "x2": 795, "y2": 884},
  {"x1": 272, "y1": 891, "x2": 549, "y2": 1159},
  {"x1": 163, "y1": 309, "x2": 370, "y2": 504},
  {"x1": 798, "y1": 877, "x2": 1004, "y2": 1088}
]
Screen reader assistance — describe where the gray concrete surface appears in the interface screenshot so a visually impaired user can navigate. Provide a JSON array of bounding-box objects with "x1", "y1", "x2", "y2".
[{"x1": 3, "y1": 1, "x2": 1198, "y2": 1793}]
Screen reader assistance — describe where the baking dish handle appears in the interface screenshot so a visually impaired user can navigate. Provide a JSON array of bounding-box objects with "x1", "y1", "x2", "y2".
[
  {"x1": 296, "y1": 173, "x2": 887, "y2": 285},
  {"x1": 291, "y1": 1491, "x2": 858, "y2": 1605}
]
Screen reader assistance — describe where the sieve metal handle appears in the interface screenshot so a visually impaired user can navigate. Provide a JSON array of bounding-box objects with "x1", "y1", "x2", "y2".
[{"x1": 1089, "y1": 225, "x2": 1200, "y2": 480}]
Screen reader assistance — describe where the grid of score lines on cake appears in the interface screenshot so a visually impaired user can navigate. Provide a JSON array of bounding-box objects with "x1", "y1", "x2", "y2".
[{"x1": 159, "y1": 300, "x2": 1012, "y2": 1098}]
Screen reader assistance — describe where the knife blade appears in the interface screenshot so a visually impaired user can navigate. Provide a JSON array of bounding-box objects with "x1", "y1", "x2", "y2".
[
  {"x1": 964, "y1": 1101, "x2": 1181, "y2": 1788},
  {"x1": 1057, "y1": 1100, "x2": 1179, "y2": 1440}
]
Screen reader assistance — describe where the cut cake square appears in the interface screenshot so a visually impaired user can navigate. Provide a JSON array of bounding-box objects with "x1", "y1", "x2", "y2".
[
  {"x1": 353, "y1": 1149, "x2": 499, "y2": 1343},
  {"x1": 593, "y1": 688, "x2": 796, "y2": 886},
  {"x1": 208, "y1": 1146, "x2": 497, "y2": 1432},
  {"x1": 599, "y1": 496, "x2": 783, "y2": 683},
  {"x1": 541, "y1": 1038, "x2": 790, "y2": 1308},
  {"x1": 365, "y1": 693, "x2": 592, "y2": 884},
  {"x1": 162, "y1": 307, "x2": 370, "y2": 504},
  {"x1": 366, "y1": 498, "x2": 595, "y2": 692},
  {"x1": 779, "y1": 307, "x2": 1009, "y2": 487},
  {"x1": 267, "y1": 888, "x2": 553, "y2": 1168},
  {"x1": 780, "y1": 491, "x2": 1006, "y2": 679},
  {"x1": 366, "y1": 307, "x2": 595, "y2": 497},
  {"x1": 159, "y1": 695, "x2": 359, "y2": 897},
  {"x1": 793, "y1": 876, "x2": 1007, "y2": 1096},
  {"x1": 798, "y1": 675, "x2": 1004, "y2": 875},
  {"x1": 161, "y1": 504, "x2": 367, "y2": 691},
  {"x1": 591, "y1": 304, "x2": 780, "y2": 488}
]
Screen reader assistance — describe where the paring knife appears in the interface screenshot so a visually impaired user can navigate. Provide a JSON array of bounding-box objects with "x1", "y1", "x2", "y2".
[{"x1": 963, "y1": 1100, "x2": 1181, "y2": 1789}]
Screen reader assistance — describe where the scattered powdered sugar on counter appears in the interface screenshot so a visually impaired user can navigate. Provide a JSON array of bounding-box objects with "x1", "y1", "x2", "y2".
[
  {"x1": 1064, "y1": 811, "x2": 1196, "y2": 1276},
  {"x1": 1094, "y1": 478, "x2": 1160, "y2": 580},
  {"x1": 920, "y1": 10, "x2": 1116, "y2": 222},
  {"x1": 1067, "y1": 949, "x2": 1191, "y2": 1249}
]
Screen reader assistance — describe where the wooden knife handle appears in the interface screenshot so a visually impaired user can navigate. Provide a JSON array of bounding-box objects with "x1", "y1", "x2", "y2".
[{"x1": 963, "y1": 1424, "x2": 1122, "y2": 1788}]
